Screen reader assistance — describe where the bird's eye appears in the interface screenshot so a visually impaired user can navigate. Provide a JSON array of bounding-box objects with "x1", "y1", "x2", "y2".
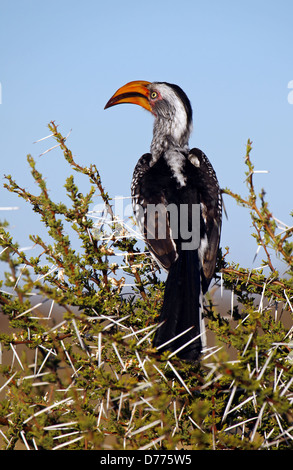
[{"x1": 150, "y1": 91, "x2": 158, "y2": 100}]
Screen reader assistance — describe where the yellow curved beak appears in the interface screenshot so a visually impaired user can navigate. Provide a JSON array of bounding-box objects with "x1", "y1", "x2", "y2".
[{"x1": 104, "y1": 80, "x2": 152, "y2": 113}]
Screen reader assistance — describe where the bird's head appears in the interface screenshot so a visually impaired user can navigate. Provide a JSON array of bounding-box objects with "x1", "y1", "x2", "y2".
[{"x1": 105, "y1": 80, "x2": 193, "y2": 152}]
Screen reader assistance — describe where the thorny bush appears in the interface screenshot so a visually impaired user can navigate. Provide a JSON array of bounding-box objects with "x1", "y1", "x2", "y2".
[{"x1": 0, "y1": 124, "x2": 293, "y2": 450}]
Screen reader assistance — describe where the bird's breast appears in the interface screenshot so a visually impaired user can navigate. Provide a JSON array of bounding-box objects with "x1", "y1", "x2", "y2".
[{"x1": 162, "y1": 150, "x2": 188, "y2": 188}]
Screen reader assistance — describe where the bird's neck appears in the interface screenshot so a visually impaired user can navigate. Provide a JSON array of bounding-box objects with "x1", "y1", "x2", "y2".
[{"x1": 150, "y1": 116, "x2": 192, "y2": 164}]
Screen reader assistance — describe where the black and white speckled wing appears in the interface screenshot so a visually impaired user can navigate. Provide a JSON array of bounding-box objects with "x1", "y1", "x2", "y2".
[
  {"x1": 188, "y1": 148, "x2": 222, "y2": 291},
  {"x1": 131, "y1": 153, "x2": 178, "y2": 271}
]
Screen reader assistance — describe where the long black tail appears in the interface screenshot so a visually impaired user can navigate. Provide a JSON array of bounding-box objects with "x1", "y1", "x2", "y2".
[{"x1": 153, "y1": 249, "x2": 202, "y2": 361}]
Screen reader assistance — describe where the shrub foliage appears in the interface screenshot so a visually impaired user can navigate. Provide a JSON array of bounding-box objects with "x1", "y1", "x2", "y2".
[{"x1": 0, "y1": 123, "x2": 293, "y2": 450}]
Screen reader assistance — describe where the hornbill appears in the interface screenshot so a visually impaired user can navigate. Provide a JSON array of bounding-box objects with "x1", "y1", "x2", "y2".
[{"x1": 105, "y1": 80, "x2": 222, "y2": 361}]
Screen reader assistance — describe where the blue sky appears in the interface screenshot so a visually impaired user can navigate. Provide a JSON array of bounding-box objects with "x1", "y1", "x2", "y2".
[{"x1": 0, "y1": 0, "x2": 293, "y2": 273}]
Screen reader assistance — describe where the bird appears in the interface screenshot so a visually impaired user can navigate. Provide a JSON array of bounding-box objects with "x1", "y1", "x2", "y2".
[{"x1": 104, "y1": 80, "x2": 222, "y2": 361}]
